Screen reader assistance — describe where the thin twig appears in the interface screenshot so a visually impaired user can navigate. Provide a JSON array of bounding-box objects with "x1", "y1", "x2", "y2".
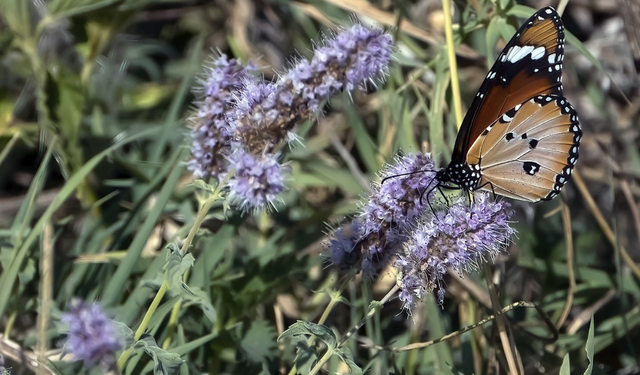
[
  {"x1": 36, "y1": 221, "x2": 54, "y2": 374},
  {"x1": 573, "y1": 171, "x2": 640, "y2": 280},
  {"x1": 484, "y1": 266, "x2": 523, "y2": 375},
  {"x1": 362, "y1": 301, "x2": 557, "y2": 352},
  {"x1": 555, "y1": 196, "x2": 576, "y2": 328},
  {"x1": 328, "y1": 124, "x2": 372, "y2": 192}
]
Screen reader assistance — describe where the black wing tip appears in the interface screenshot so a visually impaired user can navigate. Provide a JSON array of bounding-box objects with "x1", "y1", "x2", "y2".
[
  {"x1": 535, "y1": 6, "x2": 561, "y2": 19},
  {"x1": 538, "y1": 6, "x2": 558, "y2": 14}
]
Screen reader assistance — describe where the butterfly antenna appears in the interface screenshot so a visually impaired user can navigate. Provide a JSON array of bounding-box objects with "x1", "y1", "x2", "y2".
[{"x1": 381, "y1": 169, "x2": 437, "y2": 185}]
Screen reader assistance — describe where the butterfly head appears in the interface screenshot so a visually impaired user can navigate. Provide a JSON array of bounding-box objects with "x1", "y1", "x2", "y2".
[{"x1": 436, "y1": 162, "x2": 482, "y2": 191}]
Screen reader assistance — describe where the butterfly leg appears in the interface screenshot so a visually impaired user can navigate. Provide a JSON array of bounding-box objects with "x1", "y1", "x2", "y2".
[{"x1": 476, "y1": 180, "x2": 497, "y2": 200}]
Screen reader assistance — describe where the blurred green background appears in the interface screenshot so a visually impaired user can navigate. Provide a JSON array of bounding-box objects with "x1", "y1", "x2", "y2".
[{"x1": 0, "y1": 0, "x2": 639, "y2": 374}]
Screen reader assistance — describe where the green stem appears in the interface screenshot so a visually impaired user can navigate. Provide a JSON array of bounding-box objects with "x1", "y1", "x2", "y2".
[
  {"x1": 118, "y1": 171, "x2": 235, "y2": 369},
  {"x1": 307, "y1": 345, "x2": 335, "y2": 375},
  {"x1": 442, "y1": 0, "x2": 463, "y2": 128},
  {"x1": 117, "y1": 281, "x2": 168, "y2": 369}
]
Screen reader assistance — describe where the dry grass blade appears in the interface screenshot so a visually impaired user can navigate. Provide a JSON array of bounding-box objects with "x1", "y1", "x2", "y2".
[
  {"x1": 555, "y1": 196, "x2": 576, "y2": 328},
  {"x1": 619, "y1": 0, "x2": 640, "y2": 72},
  {"x1": 448, "y1": 268, "x2": 492, "y2": 308},
  {"x1": 328, "y1": 123, "x2": 372, "y2": 192},
  {"x1": 0, "y1": 334, "x2": 57, "y2": 374},
  {"x1": 36, "y1": 221, "x2": 54, "y2": 374},
  {"x1": 573, "y1": 171, "x2": 640, "y2": 280},
  {"x1": 566, "y1": 288, "x2": 617, "y2": 334},
  {"x1": 609, "y1": 166, "x2": 640, "y2": 253},
  {"x1": 305, "y1": 0, "x2": 480, "y2": 59},
  {"x1": 484, "y1": 266, "x2": 523, "y2": 375}
]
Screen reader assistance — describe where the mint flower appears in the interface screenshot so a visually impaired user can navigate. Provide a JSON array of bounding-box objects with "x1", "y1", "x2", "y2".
[
  {"x1": 328, "y1": 153, "x2": 437, "y2": 275},
  {"x1": 233, "y1": 24, "x2": 393, "y2": 154},
  {"x1": 396, "y1": 193, "x2": 516, "y2": 309},
  {"x1": 227, "y1": 151, "x2": 287, "y2": 212},
  {"x1": 188, "y1": 54, "x2": 255, "y2": 180},
  {"x1": 61, "y1": 299, "x2": 124, "y2": 369},
  {"x1": 189, "y1": 25, "x2": 394, "y2": 213}
]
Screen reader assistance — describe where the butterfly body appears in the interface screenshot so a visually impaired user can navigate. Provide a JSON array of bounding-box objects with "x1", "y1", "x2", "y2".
[{"x1": 437, "y1": 6, "x2": 582, "y2": 202}]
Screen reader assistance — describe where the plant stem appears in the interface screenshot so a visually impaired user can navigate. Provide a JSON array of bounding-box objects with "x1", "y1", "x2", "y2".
[{"x1": 117, "y1": 171, "x2": 234, "y2": 369}]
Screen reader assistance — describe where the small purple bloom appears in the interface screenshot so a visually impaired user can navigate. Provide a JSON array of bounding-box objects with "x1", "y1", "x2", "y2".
[
  {"x1": 328, "y1": 220, "x2": 364, "y2": 271},
  {"x1": 227, "y1": 151, "x2": 287, "y2": 211},
  {"x1": 397, "y1": 193, "x2": 516, "y2": 309},
  {"x1": 188, "y1": 54, "x2": 255, "y2": 180},
  {"x1": 327, "y1": 153, "x2": 437, "y2": 275},
  {"x1": 233, "y1": 24, "x2": 393, "y2": 154},
  {"x1": 61, "y1": 299, "x2": 124, "y2": 369}
]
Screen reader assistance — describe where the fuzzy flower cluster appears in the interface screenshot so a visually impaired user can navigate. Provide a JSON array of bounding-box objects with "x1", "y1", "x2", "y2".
[
  {"x1": 187, "y1": 24, "x2": 393, "y2": 212},
  {"x1": 330, "y1": 153, "x2": 438, "y2": 276},
  {"x1": 61, "y1": 299, "x2": 124, "y2": 370},
  {"x1": 233, "y1": 24, "x2": 393, "y2": 154},
  {"x1": 396, "y1": 193, "x2": 515, "y2": 309},
  {"x1": 188, "y1": 55, "x2": 253, "y2": 180},
  {"x1": 327, "y1": 153, "x2": 516, "y2": 308}
]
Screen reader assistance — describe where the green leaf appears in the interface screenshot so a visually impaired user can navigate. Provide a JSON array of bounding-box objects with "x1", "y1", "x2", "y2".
[
  {"x1": 565, "y1": 31, "x2": 604, "y2": 70},
  {"x1": 0, "y1": 128, "x2": 159, "y2": 318},
  {"x1": 181, "y1": 286, "x2": 217, "y2": 324},
  {"x1": 505, "y1": 4, "x2": 537, "y2": 18},
  {"x1": 134, "y1": 335, "x2": 184, "y2": 375},
  {"x1": 393, "y1": 93, "x2": 420, "y2": 153},
  {"x1": 583, "y1": 317, "x2": 595, "y2": 375},
  {"x1": 424, "y1": 295, "x2": 454, "y2": 369},
  {"x1": 189, "y1": 179, "x2": 219, "y2": 193},
  {"x1": 163, "y1": 244, "x2": 195, "y2": 295},
  {"x1": 485, "y1": 16, "x2": 502, "y2": 64},
  {"x1": 102, "y1": 145, "x2": 186, "y2": 305},
  {"x1": 278, "y1": 321, "x2": 337, "y2": 350},
  {"x1": 54, "y1": 71, "x2": 84, "y2": 143},
  {"x1": 239, "y1": 319, "x2": 277, "y2": 363},
  {"x1": 426, "y1": 50, "x2": 449, "y2": 160},
  {"x1": 334, "y1": 347, "x2": 363, "y2": 375},
  {"x1": 300, "y1": 161, "x2": 364, "y2": 195},
  {"x1": 498, "y1": 0, "x2": 511, "y2": 12},
  {"x1": 17, "y1": 257, "x2": 36, "y2": 285},
  {"x1": 346, "y1": 103, "x2": 380, "y2": 173},
  {"x1": 559, "y1": 353, "x2": 571, "y2": 375},
  {"x1": 292, "y1": 337, "x2": 316, "y2": 375}
]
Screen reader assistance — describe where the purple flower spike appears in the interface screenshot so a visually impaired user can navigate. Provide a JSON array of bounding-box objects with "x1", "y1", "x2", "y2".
[
  {"x1": 234, "y1": 24, "x2": 393, "y2": 154},
  {"x1": 397, "y1": 193, "x2": 516, "y2": 309},
  {"x1": 326, "y1": 153, "x2": 437, "y2": 276},
  {"x1": 228, "y1": 151, "x2": 287, "y2": 211},
  {"x1": 61, "y1": 299, "x2": 124, "y2": 369},
  {"x1": 328, "y1": 220, "x2": 364, "y2": 271},
  {"x1": 188, "y1": 54, "x2": 255, "y2": 180},
  {"x1": 357, "y1": 153, "x2": 437, "y2": 275}
]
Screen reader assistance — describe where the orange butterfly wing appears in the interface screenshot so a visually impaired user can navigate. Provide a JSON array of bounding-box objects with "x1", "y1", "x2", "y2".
[
  {"x1": 441, "y1": 6, "x2": 581, "y2": 202},
  {"x1": 452, "y1": 7, "x2": 566, "y2": 164}
]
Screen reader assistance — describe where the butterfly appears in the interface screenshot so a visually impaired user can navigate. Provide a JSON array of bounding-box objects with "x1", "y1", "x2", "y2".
[{"x1": 435, "y1": 6, "x2": 582, "y2": 202}]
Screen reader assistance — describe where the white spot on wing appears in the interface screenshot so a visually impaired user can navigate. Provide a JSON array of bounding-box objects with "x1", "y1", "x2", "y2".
[
  {"x1": 548, "y1": 53, "x2": 556, "y2": 64},
  {"x1": 531, "y1": 46, "x2": 545, "y2": 60},
  {"x1": 506, "y1": 45, "x2": 535, "y2": 63}
]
